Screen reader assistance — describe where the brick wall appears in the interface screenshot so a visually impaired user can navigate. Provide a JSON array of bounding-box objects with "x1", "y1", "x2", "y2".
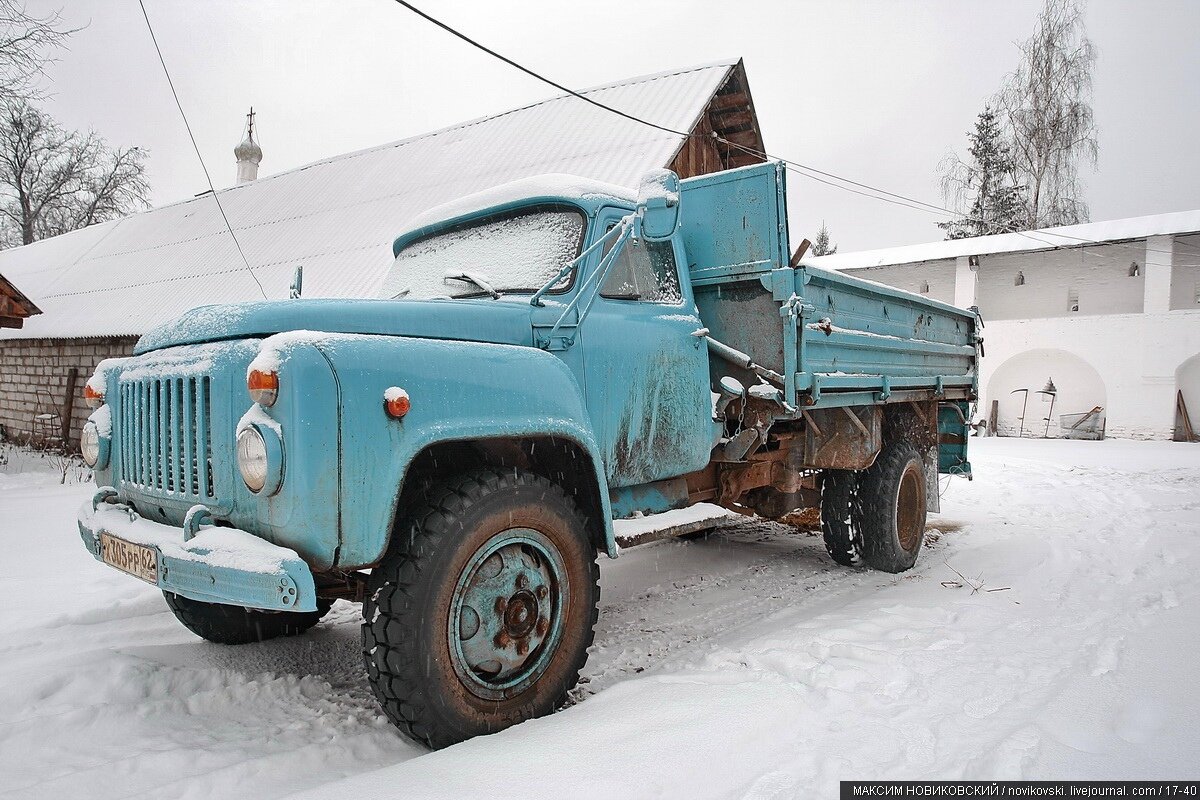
[{"x1": 0, "y1": 336, "x2": 138, "y2": 449}]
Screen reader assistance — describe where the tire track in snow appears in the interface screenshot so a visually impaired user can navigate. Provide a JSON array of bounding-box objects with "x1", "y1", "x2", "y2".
[{"x1": 574, "y1": 519, "x2": 968, "y2": 700}]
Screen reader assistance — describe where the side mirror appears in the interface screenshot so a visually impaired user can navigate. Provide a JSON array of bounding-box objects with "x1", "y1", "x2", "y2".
[
  {"x1": 289, "y1": 265, "x2": 304, "y2": 299},
  {"x1": 637, "y1": 169, "x2": 680, "y2": 241}
]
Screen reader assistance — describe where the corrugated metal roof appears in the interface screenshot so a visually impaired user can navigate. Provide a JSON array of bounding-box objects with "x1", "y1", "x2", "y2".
[
  {"x1": 810, "y1": 209, "x2": 1200, "y2": 271},
  {"x1": 0, "y1": 61, "x2": 736, "y2": 340}
]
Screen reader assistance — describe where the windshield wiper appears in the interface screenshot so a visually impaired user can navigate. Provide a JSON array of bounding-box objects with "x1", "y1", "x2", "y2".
[{"x1": 444, "y1": 271, "x2": 500, "y2": 299}]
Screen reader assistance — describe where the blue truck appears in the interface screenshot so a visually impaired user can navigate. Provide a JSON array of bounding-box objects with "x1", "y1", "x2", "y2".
[{"x1": 77, "y1": 161, "x2": 977, "y2": 748}]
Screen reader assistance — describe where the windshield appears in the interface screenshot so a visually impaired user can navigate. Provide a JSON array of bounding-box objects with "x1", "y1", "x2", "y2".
[{"x1": 379, "y1": 206, "x2": 586, "y2": 300}]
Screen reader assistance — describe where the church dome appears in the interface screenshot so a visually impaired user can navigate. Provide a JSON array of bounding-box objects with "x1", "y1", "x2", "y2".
[{"x1": 234, "y1": 135, "x2": 262, "y2": 164}]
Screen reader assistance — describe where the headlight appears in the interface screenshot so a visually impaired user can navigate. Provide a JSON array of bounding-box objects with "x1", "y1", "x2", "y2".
[
  {"x1": 81, "y1": 422, "x2": 101, "y2": 467},
  {"x1": 237, "y1": 426, "x2": 268, "y2": 492},
  {"x1": 236, "y1": 424, "x2": 283, "y2": 495}
]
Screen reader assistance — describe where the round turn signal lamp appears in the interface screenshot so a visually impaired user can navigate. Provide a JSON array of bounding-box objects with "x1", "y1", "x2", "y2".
[{"x1": 384, "y1": 387, "x2": 411, "y2": 418}]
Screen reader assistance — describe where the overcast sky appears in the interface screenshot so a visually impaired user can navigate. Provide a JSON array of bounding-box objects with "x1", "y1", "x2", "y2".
[{"x1": 30, "y1": 0, "x2": 1200, "y2": 252}]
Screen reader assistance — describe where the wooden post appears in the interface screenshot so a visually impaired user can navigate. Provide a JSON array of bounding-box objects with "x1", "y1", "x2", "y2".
[
  {"x1": 987, "y1": 400, "x2": 998, "y2": 436},
  {"x1": 1176, "y1": 390, "x2": 1196, "y2": 443},
  {"x1": 61, "y1": 367, "x2": 79, "y2": 448},
  {"x1": 789, "y1": 239, "x2": 811, "y2": 268}
]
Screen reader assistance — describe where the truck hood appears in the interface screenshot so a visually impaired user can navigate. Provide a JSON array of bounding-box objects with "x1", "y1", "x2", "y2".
[{"x1": 135, "y1": 298, "x2": 536, "y2": 355}]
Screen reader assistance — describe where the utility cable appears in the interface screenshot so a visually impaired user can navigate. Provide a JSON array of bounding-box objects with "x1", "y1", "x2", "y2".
[
  {"x1": 137, "y1": 0, "x2": 268, "y2": 300},
  {"x1": 390, "y1": 0, "x2": 1190, "y2": 263}
]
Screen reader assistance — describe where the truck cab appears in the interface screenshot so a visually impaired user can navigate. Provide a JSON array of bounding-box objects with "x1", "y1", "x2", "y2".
[{"x1": 77, "y1": 162, "x2": 977, "y2": 749}]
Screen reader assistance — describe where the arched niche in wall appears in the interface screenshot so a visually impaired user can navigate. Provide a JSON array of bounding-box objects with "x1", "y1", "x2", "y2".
[
  {"x1": 1175, "y1": 354, "x2": 1200, "y2": 441},
  {"x1": 985, "y1": 348, "x2": 1107, "y2": 437}
]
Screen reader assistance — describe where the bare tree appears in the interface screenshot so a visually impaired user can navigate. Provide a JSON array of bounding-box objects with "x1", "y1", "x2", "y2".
[
  {"x1": 995, "y1": 0, "x2": 1098, "y2": 228},
  {"x1": 0, "y1": 4, "x2": 145, "y2": 246},
  {"x1": 0, "y1": 100, "x2": 149, "y2": 246},
  {"x1": 0, "y1": 1, "x2": 72, "y2": 101}
]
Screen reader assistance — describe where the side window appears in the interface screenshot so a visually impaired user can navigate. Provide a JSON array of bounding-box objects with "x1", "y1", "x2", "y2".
[{"x1": 599, "y1": 226, "x2": 681, "y2": 304}]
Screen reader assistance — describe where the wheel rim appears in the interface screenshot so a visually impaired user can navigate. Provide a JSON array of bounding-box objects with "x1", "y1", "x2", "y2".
[
  {"x1": 896, "y1": 464, "x2": 925, "y2": 552},
  {"x1": 448, "y1": 528, "x2": 569, "y2": 701}
]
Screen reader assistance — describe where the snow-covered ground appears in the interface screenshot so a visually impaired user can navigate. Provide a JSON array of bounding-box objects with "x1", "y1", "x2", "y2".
[{"x1": 1, "y1": 438, "x2": 1197, "y2": 798}]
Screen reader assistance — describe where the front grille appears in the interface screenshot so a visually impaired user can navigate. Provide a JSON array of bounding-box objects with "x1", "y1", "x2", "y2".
[{"x1": 118, "y1": 376, "x2": 215, "y2": 500}]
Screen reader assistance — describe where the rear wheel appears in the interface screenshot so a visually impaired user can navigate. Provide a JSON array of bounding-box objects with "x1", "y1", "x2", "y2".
[
  {"x1": 820, "y1": 469, "x2": 861, "y2": 566},
  {"x1": 363, "y1": 467, "x2": 599, "y2": 749},
  {"x1": 856, "y1": 441, "x2": 927, "y2": 573},
  {"x1": 164, "y1": 592, "x2": 333, "y2": 645}
]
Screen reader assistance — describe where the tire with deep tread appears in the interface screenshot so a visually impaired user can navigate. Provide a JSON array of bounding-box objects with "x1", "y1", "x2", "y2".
[
  {"x1": 820, "y1": 469, "x2": 861, "y2": 567},
  {"x1": 362, "y1": 467, "x2": 599, "y2": 749},
  {"x1": 855, "y1": 441, "x2": 927, "y2": 573},
  {"x1": 164, "y1": 592, "x2": 333, "y2": 645}
]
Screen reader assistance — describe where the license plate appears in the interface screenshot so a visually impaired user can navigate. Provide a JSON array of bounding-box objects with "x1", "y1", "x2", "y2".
[{"x1": 100, "y1": 533, "x2": 159, "y2": 584}]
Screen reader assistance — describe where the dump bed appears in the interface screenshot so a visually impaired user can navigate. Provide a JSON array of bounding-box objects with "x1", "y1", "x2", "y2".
[{"x1": 679, "y1": 162, "x2": 979, "y2": 413}]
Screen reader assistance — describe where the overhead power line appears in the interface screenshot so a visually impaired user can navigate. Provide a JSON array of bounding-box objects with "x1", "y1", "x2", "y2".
[
  {"x1": 390, "y1": 0, "x2": 1191, "y2": 262},
  {"x1": 390, "y1": 0, "x2": 687, "y2": 140},
  {"x1": 137, "y1": 0, "x2": 268, "y2": 300}
]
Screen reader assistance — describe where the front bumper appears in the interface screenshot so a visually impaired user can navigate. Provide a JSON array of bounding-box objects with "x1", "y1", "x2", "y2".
[{"x1": 77, "y1": 491, "x2": 318, "y2": 612}]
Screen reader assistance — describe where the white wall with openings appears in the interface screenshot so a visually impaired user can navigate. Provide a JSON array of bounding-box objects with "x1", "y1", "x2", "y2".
[
  {"x1": 978, "y1": 311, "x2": 1200, "y2": 440},
  {"x1": 985, "y1": 348, "x2": 1107, "y2": 438},
  {"x1": 846, "y1": 260, "x2": 956, "y2": 305},
  {"x1": 976, "y1": 244, "x2": 1147, "y2": 321}
]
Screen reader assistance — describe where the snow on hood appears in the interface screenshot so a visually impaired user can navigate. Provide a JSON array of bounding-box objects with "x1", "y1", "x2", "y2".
[{"x1": 135, "y1": 297, "x2": 537, "y2": 354}]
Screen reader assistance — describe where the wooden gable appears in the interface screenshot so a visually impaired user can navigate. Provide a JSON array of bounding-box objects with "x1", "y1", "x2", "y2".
[
  {"x1": 667, "y1": 59, "x2": 768, "y2": 180},
  {"x1": 0, "y1": 272, "x2": 40, "y2": 329}
]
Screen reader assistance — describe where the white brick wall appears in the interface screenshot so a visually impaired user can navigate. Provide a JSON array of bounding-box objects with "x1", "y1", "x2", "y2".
[{"x1": 0, "y1": 337, "x2": 137, "y2": 449}]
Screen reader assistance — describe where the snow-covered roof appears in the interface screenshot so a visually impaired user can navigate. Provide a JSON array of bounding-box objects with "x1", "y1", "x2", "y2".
[
  {"x1": 0, "y1": 60, "x2": 739, "y2": 340},
  {"x1": 810, "y1": 209, "x2": 1200, "y2": 271}
]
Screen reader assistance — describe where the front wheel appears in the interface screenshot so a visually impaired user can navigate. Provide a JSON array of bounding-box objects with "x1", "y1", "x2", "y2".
[
  {"x1": 164, "y1": 592, "x2": 333, "y2": 645},
  {"x1": 363, "y1": 468, "x2": 599, "y2": 749}
]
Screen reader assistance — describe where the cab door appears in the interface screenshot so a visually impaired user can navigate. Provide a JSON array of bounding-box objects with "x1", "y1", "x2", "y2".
[{"x1": 579, "y1": 207, "x2": 714, "y2": 488}]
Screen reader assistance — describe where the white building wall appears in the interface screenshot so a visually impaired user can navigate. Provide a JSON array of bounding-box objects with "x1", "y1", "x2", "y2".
[
  {"x1": 1169, "y1": 233, "x2": 1200, "y2": 311},
  {"x1": 977, "y1": 244, "x2": 1146, "y2": 320},
  {"x1": 983, "y1": 347, "x2": 1106, "y2": 438},
  {"x1": 1144, "y1": 235, "x2": 1173, "y2": 314},
  {"x1": 954, "y1": 256, "x2": 976, "y2": 309},
  {"x1": 978, "y1": 310, "x2": 1200, "y2": 439},
  {"x1": 833, "y1": 231, "x2": 1200, "y2": 440},
  {"x1": 846, "y1": 260, "x2": 956, "y2": 305},
  {"x1": 1178, "y1": 355, "x2": 1200, "y2": 439}
]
